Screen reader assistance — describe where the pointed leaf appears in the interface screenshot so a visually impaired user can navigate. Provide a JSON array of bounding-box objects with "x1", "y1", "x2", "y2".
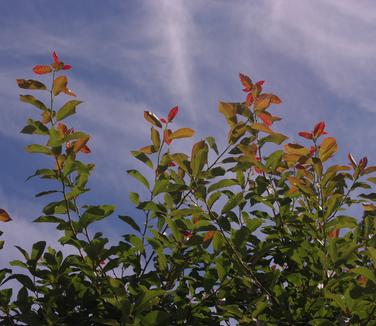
[
  {"x1": 56, "y1": 100, "x2": 83, "y2": 121},
  {"x1": 170, "y1": 128, "x2": 195, "y2": 140},
  {"x1": 144, "y1": 111, "x2": 162, "y2": 128},
  {"x1": 19, "y1": 95, "x2": 48, "y2": 111},
  {"x1": 127, "y1": 170, "x2": 150, "y2": 189}
]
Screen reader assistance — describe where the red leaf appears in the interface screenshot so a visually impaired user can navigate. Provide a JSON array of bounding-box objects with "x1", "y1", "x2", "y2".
[
  {"x1": 164, "y1": 129, "x2": 173, "y2": 145},
  {"x1": 246, "y1": 92, "x2": 253, "y2": 107},
  {"x1": 52, "y1": 51, "x2": 59, "y2": 65},
  {"x1": 63, "y1": 64, "x2": 72, "y2": 70},
  {"x1": 313, "y1": 121, "x2": 326, "y2": 138},
  {"x1": 298, "y1": 131, "x2": 313, "y2": 140},
  {"x1": 258, "y1": 112, "x2": 272, "y2": 126},
  {"x1": 256, "y1": 80, "x2": 265, "y2": 86},
  {"x1": 167, "y1": 106, "x2": 179, "y2": 122},
  {"x1": 33, "y1": 65, "x2": 52, "y2": 75},
  {"x1": 359, "y1": 156, "x2": 368, "y2": 170},
  {"x1": 239, "y1": 73, "x2": 253, "y2": 91},
  {"x1": 309, "y1": 146, "x2": 316, "y2": 156},
  {"x1": 80, "y1": 145, "x2": 91, "y2": 154},
  {"x1": 160, "y1": 118, "x2": 167, "y2": 124}
]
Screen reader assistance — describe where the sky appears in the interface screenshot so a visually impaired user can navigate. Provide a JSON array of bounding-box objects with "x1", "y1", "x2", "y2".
[{"x1": 1, "y1": 0, "x2": 376, "y2": 266}]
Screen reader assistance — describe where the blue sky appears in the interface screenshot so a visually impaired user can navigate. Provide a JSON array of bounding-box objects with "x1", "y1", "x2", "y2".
[{"x1": 1, "y1": 0, "x2": 376, "y2": 264}]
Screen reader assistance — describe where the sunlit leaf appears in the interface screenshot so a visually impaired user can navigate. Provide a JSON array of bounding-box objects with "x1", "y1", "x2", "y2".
[
  {"x1": 52, "y1": 75, "x2": 68, "y2": 96},
  {"x1": 32, "y1": 65, "x2": 52, "y2": 75},
  {"x1": 319, "y1": 137, "x2": 338, "y2": 162},
  {"x1": 144, "y1": 111, "x2": 162, "y2": 128},
  {"x1": 0, "y1": 209, "x2": 12, "y2": 222},
  {"x1": 151, "y1": 127, "x2": 161, "y2": 150},
  {"x1": 250, "y1": 123, "x2": 273, "y2": 134},
  {"x1": 170, "y1": 128, "x2": 195, "y2": 140}
]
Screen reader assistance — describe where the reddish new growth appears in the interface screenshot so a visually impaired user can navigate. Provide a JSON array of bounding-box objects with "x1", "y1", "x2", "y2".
[
  {"x1": 298, "y1": 121, "x2": 328, "y2": 140},
  {"x1": 33, "y1": 51, "x2": 72, "y2": 75}
]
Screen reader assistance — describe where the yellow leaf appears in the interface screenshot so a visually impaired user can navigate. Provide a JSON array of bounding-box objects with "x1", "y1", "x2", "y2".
[
  {"x1": 0, "y1": 209, "x2": 12, "y2": 222},
  {"x1": 171, "y1": 128, "x2": 195, "y2": 140},
  {"x1": 251, "y1": 123, "x2": 273, "y2": 134},
  {"x1": 53, "y1": 76, "x2": 68, "y2": 96},
  {"x1": 319, "y1": 137, "x2": 338, "y2": 162},
  {"x1": 218, "y1": 102, "x2": 238, "y2": 127},
  {"x1": 284, "y1": 143, "x2": 310, "y2": 156}
]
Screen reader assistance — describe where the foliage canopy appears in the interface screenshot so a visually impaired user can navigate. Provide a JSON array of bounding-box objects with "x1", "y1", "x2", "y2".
[{"x1": 1, "y1": 52, "x2": 376, "y2": 325}]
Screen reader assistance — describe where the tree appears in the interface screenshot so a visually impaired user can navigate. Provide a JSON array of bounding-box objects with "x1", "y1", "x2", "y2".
[{"x1": 0, "y1": 52, "x2": 375, "y2": 325}]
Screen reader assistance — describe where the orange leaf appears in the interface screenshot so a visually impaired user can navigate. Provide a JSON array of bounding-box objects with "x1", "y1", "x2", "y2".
[
  {"x1": 167, "y1": 106, "x2": 178, "y2": 122},
  {"x1": 63, "y1": 88, "x2": 76, "y2": 97},
  {"x1": 164, "y1": 129, "x2": 172, "y2": 145},
  {"x1": 57, "y1": 123, "x2": 68, "y2": 137},
  {"x1": 328, "y1": 229, "x2": 339, "y2": 239},
  {"x1": 246, "y1": 92, "x2": 253, "y2": 107},
  {"x1": 203, "y1": 230, "x2": 216, "y2": 242},
  {"x1": 298, "y1": 131, "x2": 313, "y2": 140},
  {"x1": 33, "y1": 65, "x2": 52, "y2": 75},
  {"x1": 0, "y1": 209, "x2": 12, "y2": 222},
  {"x1": 73, "y1": 136, "x2": 90, "y2": 153},
  {"x1": 258, "y1": 112, "x2": 272, "y2": 126},
  {"x1": 239, "y1": 73, "x2": 253, "y2": 91},
  {"x1": 80, "y1": 145, "x2": 91, "y2": 154}
]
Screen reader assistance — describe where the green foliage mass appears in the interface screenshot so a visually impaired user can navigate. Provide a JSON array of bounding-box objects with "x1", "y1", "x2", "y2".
[{"x1": 0, "y1": 54, "x2": 376, "y2": 325}]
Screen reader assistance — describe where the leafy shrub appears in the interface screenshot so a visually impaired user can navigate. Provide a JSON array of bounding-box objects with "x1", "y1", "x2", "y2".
[{"x1": 0, "y1": 53, "x2": 376, "y2": 325}]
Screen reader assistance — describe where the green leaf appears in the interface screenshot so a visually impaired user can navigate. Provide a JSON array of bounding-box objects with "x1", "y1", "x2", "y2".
[
  {"x1": 191, "y1": 146, "x2": 208, "y2": 177},
  {"x1": 208, "y1": 179, "x2": 238, "y2": 193},
  {"x1": 20, "y1": 119, "x2": 49, "y2": 135},
  {"x1": 129, "y1": 192, "x2": 140, "y2": 205},
  {"x1": 17, "y1": 79, "x2": 47, "y2": 90},
  {"x1": 118, "y1": 215, "x2": 141, "y2": 233},
  {"x1": 265, "y1": 150, "x2": 283, "y2": 170},
  {"x1": 326, "y1": 216, "x2": 358, "y2": 229},
  {"x1": 131, "y1": 151, "x2": 153, "y2": 169},
  {"x1": 208, "y1": 192, "x2": 222, "y2": 209},
  {"x1": 261, "y1": 133, "x2": 288, "y2": 145},
  {"x1": 80, "y1": 205, "x2": 115, "y2": 228},
  {"x1": 33, "y1": 215, "x2": 65, "y2": 223},
  {"x1": 151, "y1": 127, "x2": 160, "y2": 150},
  {"x1": 221, "y1": 193, "x2": 243, "y2": 213},
  {"x1": 35, "y1": 190, "x2": 59, "y2": 198},
  {"x1": 31, "y1": 241, "x2": 46, "y2": 261},
  {"x1": 127, "y1": 170, "x2": 150, "y2": 189},
  {"x1": 19, "y1": 95, "x2": 48, "y2": 110},
  {"x1": 47, "y1": 126, "x2": 64, "y2": 147},
  {"x1": 206, "y1": 136, "x2": 219, "y2": 155},
  {"x1": 25, "y1": 144, "x2": 51, "y2": 155},
  {"x1": 56, "y1": 100, "x2": 83, "y2": 121}
]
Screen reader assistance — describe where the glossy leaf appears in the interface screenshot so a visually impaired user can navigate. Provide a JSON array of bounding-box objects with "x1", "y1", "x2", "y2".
[{"x1": 144, "y1": 111, "x2": 162, "y2": 128}]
